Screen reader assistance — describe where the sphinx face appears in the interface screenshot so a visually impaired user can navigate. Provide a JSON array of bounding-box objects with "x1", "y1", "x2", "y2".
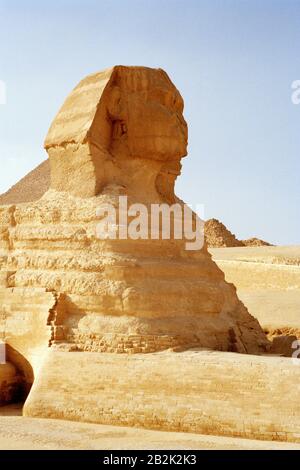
[
  {"x1": 107, "y1": 67, "x2": 188, "y2": 163},
  {"x1": 45, "y1": 66, "x2": 188, "y2": 199}
]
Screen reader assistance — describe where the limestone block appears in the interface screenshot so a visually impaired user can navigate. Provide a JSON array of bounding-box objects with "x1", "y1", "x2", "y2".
[{"x1": 24, "y1": 350, "x2": 300, "y2": 443}]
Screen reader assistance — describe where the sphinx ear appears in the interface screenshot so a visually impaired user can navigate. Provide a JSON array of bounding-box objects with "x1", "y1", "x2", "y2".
[
  {"x1": 107, "y1": 86, "x2": 126, "y2": 120},
  {"x1": 106, "y1": 86, "x2": 129, "y2": 145},
  {"x1": 89, "y1": 85, "x2": 120, "y2": 150}
]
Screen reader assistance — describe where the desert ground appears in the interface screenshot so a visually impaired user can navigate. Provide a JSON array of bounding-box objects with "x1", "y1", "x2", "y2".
[
  {"x1": 0, "y1": 403, "x2": 299, "y2": 450},
  {"x1": 210, "y1": 245, "x2": 300, "y2": 338}
]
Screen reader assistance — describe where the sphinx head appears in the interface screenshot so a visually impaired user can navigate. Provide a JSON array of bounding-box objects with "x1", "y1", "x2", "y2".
[{"x1": 45, "y1": 66, "x2": 188, "y2": 200}]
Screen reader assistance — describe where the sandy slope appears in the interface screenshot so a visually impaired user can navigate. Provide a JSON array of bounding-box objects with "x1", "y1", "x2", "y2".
[
  {"x1": 210, "y1": 245, "x2": 300, "y2": 265},
  {"x1": 0, "y1": 404, "x2": 299, "y2": 450},
  {"x1": 210, "y1": 245, "x2": 300, "y2": 334}
]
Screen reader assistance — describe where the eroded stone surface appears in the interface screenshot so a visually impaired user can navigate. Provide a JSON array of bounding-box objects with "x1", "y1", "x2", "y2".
[{"x1": 24, "y1": 350, "x2": 300, "y2": 443}]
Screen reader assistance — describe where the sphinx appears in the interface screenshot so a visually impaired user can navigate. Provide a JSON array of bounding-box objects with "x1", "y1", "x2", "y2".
[{"x1": 0, "y1": 66, "x2": 269, "y2": 398}]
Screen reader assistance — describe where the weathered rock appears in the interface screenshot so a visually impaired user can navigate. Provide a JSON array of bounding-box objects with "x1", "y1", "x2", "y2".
[{"x1": 45, "y1": 66, "x2": 188, "y2": 201}]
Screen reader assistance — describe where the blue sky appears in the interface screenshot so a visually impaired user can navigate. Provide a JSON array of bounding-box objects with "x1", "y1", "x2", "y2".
[{"x1": 0, "y1": 0, "x2": 299, "y2": 245}]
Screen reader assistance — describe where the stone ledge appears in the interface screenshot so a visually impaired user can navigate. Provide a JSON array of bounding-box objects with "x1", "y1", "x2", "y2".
[{"x1": 24, "y1": 349, "x2": 300, "y2": 443}]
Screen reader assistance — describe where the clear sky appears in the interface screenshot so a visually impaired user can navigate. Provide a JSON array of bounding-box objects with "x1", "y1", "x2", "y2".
[{"x1": 0, "y1": 0, "x2": 299, "y2": 245}]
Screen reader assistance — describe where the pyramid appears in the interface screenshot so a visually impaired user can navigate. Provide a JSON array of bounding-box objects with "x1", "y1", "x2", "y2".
[
  {"x1": 242, "y1": 237, "x2": 272, "y2": 247},
  {"x1": 205, "y1": 218, "x2": 272, "y2": 248},
  {"x1": 0, "y1": 160, "x2": 50, "y2": 205},
  {"x1": 205, "y1": 218, "x2": 244, "y2": 248}
]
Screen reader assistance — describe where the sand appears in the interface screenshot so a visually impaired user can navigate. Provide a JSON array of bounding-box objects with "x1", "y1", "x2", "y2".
[
  {"x1": 210, "y1": 245, "x2": 300, "y2": 334},
  {"x1": 0, "y1": 404, "x2": 299, "y2": 450},
  {"x1": 210, "y1": 245, "x2": 300, "y2": 264}
]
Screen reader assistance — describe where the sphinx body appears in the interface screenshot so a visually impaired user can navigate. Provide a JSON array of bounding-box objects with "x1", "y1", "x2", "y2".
[{"x1": 0, "y1": 67, "x2": 268, "y2": 390}]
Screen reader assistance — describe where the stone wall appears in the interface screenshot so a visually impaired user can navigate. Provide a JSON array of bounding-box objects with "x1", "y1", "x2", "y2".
[{"x1": 24, "y1": 349, "x2": 300, "y2": 443}]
